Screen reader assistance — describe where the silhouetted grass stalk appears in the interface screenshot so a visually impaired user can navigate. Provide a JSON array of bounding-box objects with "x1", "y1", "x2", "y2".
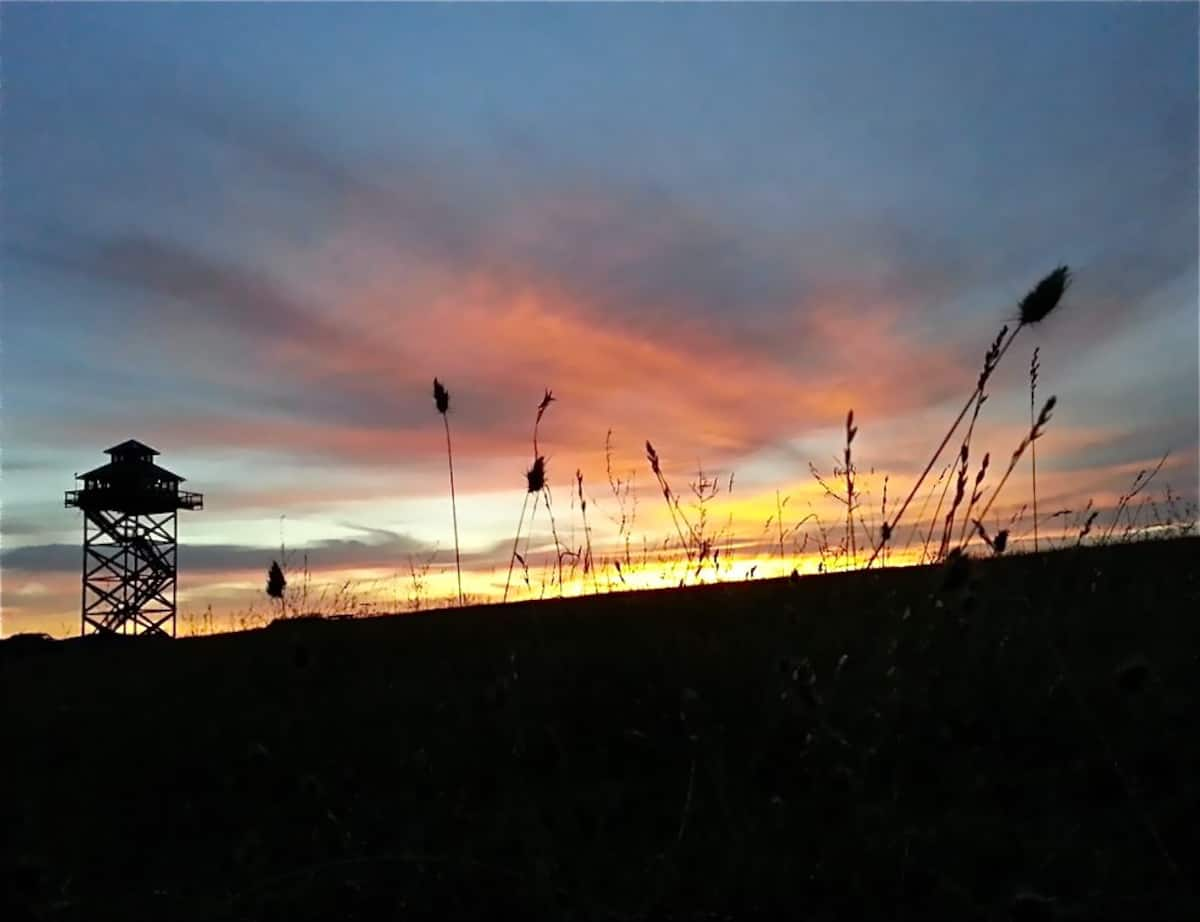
[
  {"x1": 946, "y1": 325, "x2": 1007, "y2": 552},
  {"x1": 603, "y1": 430, "x2": 636, "y2": 575},
  {"x1": 879, "y1": 475, "x2": 889, "y2": 567},
  {"x1": 911, "y1": 462, "x2": 951, "y2": 562},
  {"x1": 962, "y1": 396, "x2": 1057, "y2": 551},
  {"x1": 521, "y1": 487, "x2": 541, "y2": 572},
  {"x1": 504, "y1": 391, "x2": 556, "y2": 603},
  {"x1": 939, "y1": 325, "x2": 1003, "y2": 560},
  {"x1": 504, "y1": 457, "x2": 545, "y2": 603},
  {"x1": 533, "y1": 388, "x2": 555, "y2": 456},
  {"x1": 1030, "y1": 349, "x2": 1041, "y2": 553},
  {"x1": 532, "y1": 390, "x2": 563, "y2": 591},
  {"x1": 542, "y1": 484, "x2": 565, "y2": 594},
  {"x1": 685, "y1": 464, "x2": 720, "y2": 581},
  {"x1": 866, "y1": 266, "x2": 1070, "y2": 568},
  {"x1": 1076, "y1": 500, "x2": 1099, "y2": 546},
  {"x1": 577, "y1": 469, "x2": 597, "y2": 593},
  {"x1": 433, "y1": 379, "x2": 463, "y2": 606},
  {"x1": 646, "y1": 441, "x2": 698, "y2": 563},
  {"x1": 1102, "y1": 452, "x2": 1169, "y2": 543},
  {"x1": 845, "y1": 410, "x2": 858, "y2": 565},
  {"x1": 956, "y1": 452, "x2": 990, "y2": 547},
  {"x1": 938, "y1": 444, "x2": 970, "y2": 561},
  {"x1": 776, "y1": 490, "x2": 786, "y2": 568}
]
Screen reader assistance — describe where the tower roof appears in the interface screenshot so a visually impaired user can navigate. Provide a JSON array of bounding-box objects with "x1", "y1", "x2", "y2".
[
  {"x1": 106, "y1": 439, "x2": 160, "y2": 458},
  {"x1": 79, "y1": 459, "x2": 184, "y2": 482}
]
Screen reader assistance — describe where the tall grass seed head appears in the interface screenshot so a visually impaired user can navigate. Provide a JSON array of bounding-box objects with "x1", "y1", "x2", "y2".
[
  {"x1": 433, "y1": 378, "x2": 450, "y2": 415},
  {"x1": 1035, "y1": 395, "x2": 1057, "y2": 431},
  {"x1": 979, "y1": 325, "x2": 1009, "y2": 389},
  {"x1": 526, "y1": 455, "x2": 547, "y2": 493},
  {"x1": 646, "y1": 440, "x2": 661, "y2": 476},
  {"x1": 1018, "y1": 266, "x2": 1071, "y2": 326},
  {"x1": 536, "y1": 388, "x2": 556, "y2": 425},
  {"x1": 975, "y1": 452, "x2": 990, "y2": 486}
]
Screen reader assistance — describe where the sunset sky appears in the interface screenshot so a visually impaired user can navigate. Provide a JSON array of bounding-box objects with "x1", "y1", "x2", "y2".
[{"x1": 2, "y1": 3, "x2": 1197, "y2": 637}]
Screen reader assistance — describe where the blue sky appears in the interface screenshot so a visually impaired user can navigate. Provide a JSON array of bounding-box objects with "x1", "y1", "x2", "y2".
[{"x1": 2, "y1": 2, "x2": 1197, "y2": 634}]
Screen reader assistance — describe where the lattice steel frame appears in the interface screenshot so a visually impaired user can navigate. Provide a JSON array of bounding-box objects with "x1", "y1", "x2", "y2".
[{"x1": 81, "y1": 509, "x2": 179, "y2": 637}]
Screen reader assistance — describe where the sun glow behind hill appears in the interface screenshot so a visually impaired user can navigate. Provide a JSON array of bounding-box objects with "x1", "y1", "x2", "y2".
[{"x1": 164, "y1": 463, "x2": 1193, "y2": 638}]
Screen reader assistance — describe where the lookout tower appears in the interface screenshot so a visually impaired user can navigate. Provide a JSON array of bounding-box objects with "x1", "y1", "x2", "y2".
[{"x1": 65, "y1": 440, "x2": 203, "y2": 637}]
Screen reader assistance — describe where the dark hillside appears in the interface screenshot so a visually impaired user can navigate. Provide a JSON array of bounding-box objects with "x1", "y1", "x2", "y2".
[{"x1": 4, "y1": 539, "x2": 1198, "y2": 920}]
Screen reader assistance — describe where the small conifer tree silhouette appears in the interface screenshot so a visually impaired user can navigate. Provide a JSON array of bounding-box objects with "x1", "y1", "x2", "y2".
[{"x1": 266, "y1": 560, "x2": 287, "y2": 618}]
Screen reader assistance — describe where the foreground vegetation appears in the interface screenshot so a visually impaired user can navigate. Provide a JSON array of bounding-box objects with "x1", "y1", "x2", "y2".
[{"x1": 4, "y1": 537, "x2": 1198, "y2": 920}]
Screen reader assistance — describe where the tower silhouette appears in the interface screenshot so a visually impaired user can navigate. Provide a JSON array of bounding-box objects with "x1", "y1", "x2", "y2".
[{"x1": 65, "y1": 440, "x2": 203, "y2": 636}]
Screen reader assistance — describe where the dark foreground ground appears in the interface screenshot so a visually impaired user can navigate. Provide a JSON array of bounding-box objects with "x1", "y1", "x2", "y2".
[{"x1": 3, "y1": 539, "x2": 1199, "y2": 921}]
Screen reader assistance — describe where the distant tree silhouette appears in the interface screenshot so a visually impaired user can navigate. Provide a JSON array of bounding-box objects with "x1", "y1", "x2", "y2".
[{"x1": 266, "y1": 560, "x2": 287, "y2": 618}]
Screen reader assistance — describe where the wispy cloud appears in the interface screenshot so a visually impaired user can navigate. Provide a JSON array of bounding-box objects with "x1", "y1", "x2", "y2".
[{"x1": 2, "y1": 528, "x2": 428, "y2": 576}]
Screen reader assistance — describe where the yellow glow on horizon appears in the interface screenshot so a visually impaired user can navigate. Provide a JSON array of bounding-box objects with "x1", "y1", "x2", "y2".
[{"x1": 173, "y1": 540, "x2": 943, "y2": 636}]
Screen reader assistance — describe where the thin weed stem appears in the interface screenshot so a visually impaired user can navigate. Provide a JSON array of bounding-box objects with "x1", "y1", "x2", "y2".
[
  {"x1": 443, "y1": 415, "x2": 463, "y2": 606},
  {"x1": 865, "y1": 258, "x2": 1072, "y2": 570},
  {"x1": 503, "y1": 492, "x2": 531, "y2": 604},
  {"x1": 963, "y1": 396, "x2": 1057, "y2": 550},
  {"x1": 1102, "y1": 452, "x2": 1169, "y2": 543},
  {"x1": 1030, "y1": 348, "x2": 1041, "y2": 553}
]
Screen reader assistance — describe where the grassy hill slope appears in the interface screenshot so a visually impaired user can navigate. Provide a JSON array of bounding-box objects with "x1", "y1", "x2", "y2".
[{"x1": 4, "y1": 538, "x2": 1198, "y2": 920}]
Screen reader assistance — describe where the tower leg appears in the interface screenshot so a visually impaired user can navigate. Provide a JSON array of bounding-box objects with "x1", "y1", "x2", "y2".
[{"x1": 81, "y1": 510, "x2": 179, "y2": 637}]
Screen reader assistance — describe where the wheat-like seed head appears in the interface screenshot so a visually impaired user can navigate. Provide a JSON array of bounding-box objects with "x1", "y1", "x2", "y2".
[
  {"x1": 1018, "y1": 266, "x2": 1071, "y2": 326},
  {"x1": 433, "y1": 378, "x2": 450, "y2": 415},
  {"x1": 646, "y1": 440, "x2": 661, "y2": 477},
  {"x1": 978, "y1": 325, "x2": 1009, "y2": 390},
  {"x1": 1006, "y1": 396, "x2": 1058, "y2": 467},
  {"x1": 536, "y1": 388, "x2": 556, "y2": 425},
  {"x1": 1034, "y1": 395, "x2": 1057, "y2": 433},
  {"x1": 1079, "y1": 509, "x2": 1099, "y2": 541},
  {"x1": 974, "y1": 452, "x2": 990, "y2": 487},
  {"x1": 526, "y1": 456, "x2": 546, "y2": 494},
  {"x1": 970, "y1": 520, "x2": 1009, "y2": 555}
]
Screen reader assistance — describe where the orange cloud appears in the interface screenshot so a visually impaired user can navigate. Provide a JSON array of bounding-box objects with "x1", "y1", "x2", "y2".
[{"x1": 11, "y1": 181, "x2": 1195, "y2": 639}]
